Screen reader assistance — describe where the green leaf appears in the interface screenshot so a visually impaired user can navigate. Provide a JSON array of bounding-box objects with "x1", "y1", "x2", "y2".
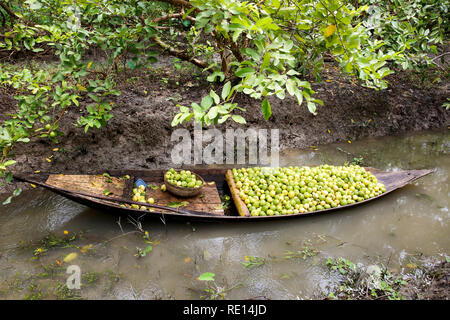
[
  {"x1": 207, "y1": 70, "x2": 225, "y2": 82},
  {"x1": 167, "y1": 201, "x2": 189, "y2": 208},
  {"x1": 261, "y1": 99, "x2": 271, "y2": 120},
  {"x1": 13, "y1": 188, "x2": 22, "y2": 197},
  {"x1": 286, "y1": 79, "x2": 295, "y2": 96},
  {"x1": 143, "y1": 246, "x2": 152, "y2": 254},
  {"x1": 201, "y1": 95, "x2": 213, "y2": 111},
  {"x1": 221, "y1": 81, "x2": 231, "y2": 100},
  {"x1": 218, "y1": 115, "x2": 230, "y2": 124},
  {"x1": 2, "y1": 196, "x2": 13, "y2": 205},
  {"x1": 295, "y1": 90, "x2": 303, "y2": 106},
  {"x1": 206, "y1": 106, "x2": 219, "y2": 120},
  {"x1": 209, "y1": 90, "x2": 220, "y2": 105},
  {"x1": 231, "y1": 115, "x2": 246, "y2": 124},
  {"x1": 198, "y1": 272, "x2": 215, "y2": 281},
  {"x1": 5, "y1": 172, "x2": 12, "y2": 184},
  {"x1": 261, "y1": 53, "x2": 271, "y2": 70},
  {"x1": 235, "y1": 67, "x2": 255, "y2": 78},
  {"x1": 307, "y1": 101, "x2": 317, "y2": 114}
]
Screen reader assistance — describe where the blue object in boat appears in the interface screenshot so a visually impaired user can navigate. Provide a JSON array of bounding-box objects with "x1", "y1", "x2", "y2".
[{"x1": 135, "y1": 178, "x2": 147, "y2": 189}]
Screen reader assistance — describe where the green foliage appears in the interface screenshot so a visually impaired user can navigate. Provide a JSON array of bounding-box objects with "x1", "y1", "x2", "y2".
[
  {"x1": 197, "y1": 272, "x2": 215, "y2": 281},
  {"x1": 326, "y1": 257, "x2": 356, "y2": 275},
  {"x1": 134, "y1": 245, "x2": 153, "y2": 258},
  {"x1": 443, "y1": 98, "x2": 450, "y2": 110},
  {"x1": 241, "y1": 256, "x2": 265, "y2": 268},
  {"x1": 172, "y1": 0, "x2": 447, "y2": 126},
  {"x1": 172, "y1": 83, "x2": 247, "y2": 126},
  {"x1": 357, "y1": 0, "x2": 448, "y2": 71},
  {"x1": 325, "y1": 257, "x2": 407, "y2": 300}
]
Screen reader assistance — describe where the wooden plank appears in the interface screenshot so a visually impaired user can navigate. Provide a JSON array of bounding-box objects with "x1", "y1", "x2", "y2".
[
  {"x1": 46, "y1": 174, "x2": 125, "y2": 198},
  {"x1": 45, "y1": 174, "x2": 224, "y2": 215},
  {"x1": 142, "y1": 181, "x2": 224, "y2": 215},
  {"x1": 225, "y1": 170, "x2": 250, "y2": 217}
]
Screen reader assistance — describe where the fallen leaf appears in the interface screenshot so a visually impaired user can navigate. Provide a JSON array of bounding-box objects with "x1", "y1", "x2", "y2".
[
  {"x1": 167, "y1": 201, "x2": 189, "y2": 208},
  {"x1": 203, "y1": 249, "x2": 212, "y2": 261},
  {"x1": 80, "y1": 244, "x2": 93, "y2": 253},
  {"x1": 30, "y1": 184, "x2": 36, "y2": 188},
  {"x1": 34, "y1": 170, "x2": 41, "y2": 174},
  {"x1": 184, "y1": 257, "x2": 191, "y2": 263},
  {"x1": 76, "y1": 84, "x2": 87, "y2": 92},
  {"x1": 63, "y1": 252, "x2": 78, "y2": 263},
  {"x1": 46, "y1": 158, "x2": 52, "y2": 163},
  {"x1": 197, "y1": 272, "x2": 215, "y2": 281},
  {"x1": 52, "y1": 148, "x2": 59, "y2": 152}
]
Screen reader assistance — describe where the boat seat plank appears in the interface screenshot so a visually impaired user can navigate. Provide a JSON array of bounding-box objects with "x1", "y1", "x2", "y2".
[
  {"x1": 45, "y1": 174, "x2": 224, "y2": 216},
  {"x1": 140, "y1": 181, "x2": 224, "y2": 215},
  {"x1": 46, "y1": 174, "x2": 126, "y2": 198}
]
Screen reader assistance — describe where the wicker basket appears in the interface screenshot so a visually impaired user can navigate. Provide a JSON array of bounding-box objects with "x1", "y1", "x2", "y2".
[{"x1": 163, "y1": 171, "x2": 205, "y2": 197}]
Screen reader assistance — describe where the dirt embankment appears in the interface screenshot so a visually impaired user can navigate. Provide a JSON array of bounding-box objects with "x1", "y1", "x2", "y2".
[{"x1": 0, "y1": 60, "x2": 449, "y2": 184}]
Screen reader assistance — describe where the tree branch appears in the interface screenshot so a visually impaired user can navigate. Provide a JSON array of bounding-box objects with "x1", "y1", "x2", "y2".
[
  {"x1": 152, "y1": 35, "x2": 208, "y2": 69},
  {"x1": 150, "y1": 12, "x2": 195, "y2": 24},
  {"x1": 150, "y1": 0, "x2": 196, "y2": 10},
  {"x1": 0, "y1": 2, "x2": 18, "y2": 19}
]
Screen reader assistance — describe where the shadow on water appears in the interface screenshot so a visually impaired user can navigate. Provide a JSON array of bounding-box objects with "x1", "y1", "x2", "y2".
[{"x1": 0, "y1": 129, "x2": 448, "y2": 299}]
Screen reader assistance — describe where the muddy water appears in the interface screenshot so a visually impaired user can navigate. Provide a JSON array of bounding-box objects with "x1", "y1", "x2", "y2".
[{"x1": 0, "y1": 130, "x2": 448, "y2": 300}]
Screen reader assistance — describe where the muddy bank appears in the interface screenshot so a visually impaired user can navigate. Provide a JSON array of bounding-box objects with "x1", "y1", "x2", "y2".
[
  {"x1": 399, "y1": 261, "x2": 449, "y2": 300},
  {"x1": 1, "y1": 62, "x2": 449, "y2": 192}
]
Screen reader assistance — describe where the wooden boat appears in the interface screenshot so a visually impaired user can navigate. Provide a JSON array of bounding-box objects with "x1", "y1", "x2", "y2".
[{"x1": 13, "y1": 167, "x2": 434, "y2": 222}]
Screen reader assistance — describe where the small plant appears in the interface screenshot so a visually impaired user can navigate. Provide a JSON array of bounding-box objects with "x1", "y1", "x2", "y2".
[
  {"x1": 324, "y1": 257, "x2": 406, "y2": 300},
  {"x1": 219, "y1": 194, "x2": 232, "y2": 211},
  {"x1": 197, "y1": 272, "x2": 242, "y2": 300},
  {"x1": 350, "y1": 157, "x2": 364, "y2": 166},
  {"x1": 242, "y1": 256, "x2": 265, "y2": 268},
  {"x1": 443, "y1": 98, "x2": 450, "y2": 110},
  {"x1": 173, "y1": 58, "x2": 183, "y2": 71},
  {"x1": 53, "y1": 281, "x2": 82, "y2": 300},
  {"x1": 134, "y1": 246, "x2": 152, "y2": 258},
  {"x1": 326, "y1": 257, "x2": 356, "y2": 275},
  {"x1": 284, "y1": 240, "x2": 319, "y2": 260}
]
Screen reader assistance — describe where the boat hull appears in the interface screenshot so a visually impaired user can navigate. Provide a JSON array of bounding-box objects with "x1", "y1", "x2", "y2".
[{"x1": 14, "y1": 167, "x2": 434, "y2": 222}]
